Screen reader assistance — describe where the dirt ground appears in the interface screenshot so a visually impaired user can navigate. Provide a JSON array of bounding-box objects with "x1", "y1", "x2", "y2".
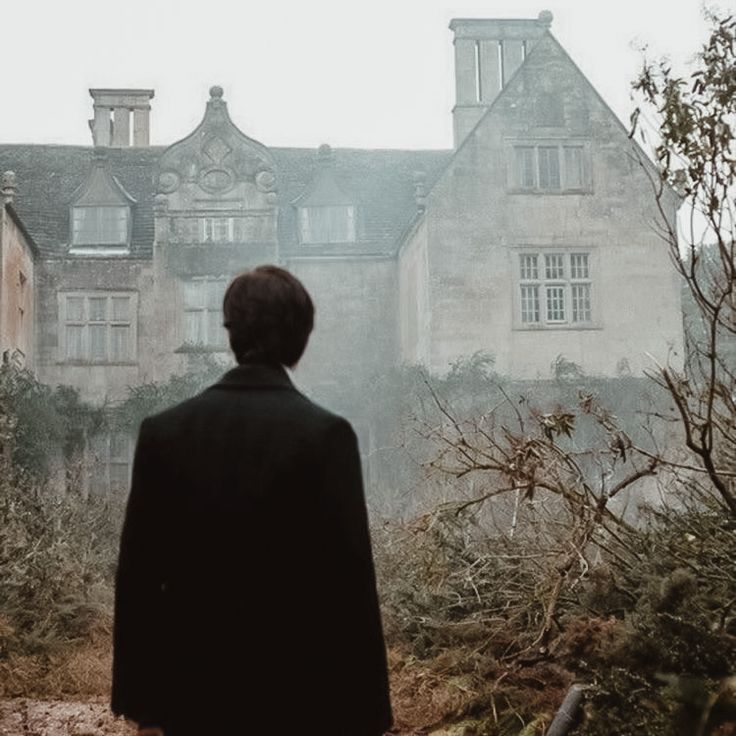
[
  {"x1": 0, "y1": 700, "x2": 134, "y2": 736},
  {"x1": 0, "y1": 700, "x2": 437, "y2": 736}
]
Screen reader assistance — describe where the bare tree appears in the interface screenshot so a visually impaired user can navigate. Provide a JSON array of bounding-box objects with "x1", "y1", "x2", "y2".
[
  {"x1": 409, "y1": 377, "x2": 658, "y2": 654},
  {"x1": 631, "y1": 11, "x2": 736, "y2": 516}
]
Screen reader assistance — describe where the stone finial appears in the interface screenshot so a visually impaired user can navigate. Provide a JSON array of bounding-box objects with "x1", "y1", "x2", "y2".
[
  {"x1": 317, "y1": 143, "x2": 334, "y2": 166},
  {"x1": 413, "y1": 170, "x2": 427, "y2": 210},
  {"x1": 153, "y1": 193, "x2": 169, "y2": 214},
  {"x1": 207, "y1": 85, "x2": 226, "y2": 116},
  {"x1": 1, "y1": 171, "x2": 18, "y2": 205},
  {"x1": 538, "y1": 10, "x2": 553, "y2": 28}
]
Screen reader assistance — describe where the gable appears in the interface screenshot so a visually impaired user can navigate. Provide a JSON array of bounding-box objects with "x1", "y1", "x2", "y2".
[
  {"x1": 72, "y1": 154, "x2": 137, "y2": 207},
  {"x1": 428, "y1": 32, "x2": 679, "y2": 214},
  {"x1": 156, "y1": 86, "x2": 277, "y2": 217}
]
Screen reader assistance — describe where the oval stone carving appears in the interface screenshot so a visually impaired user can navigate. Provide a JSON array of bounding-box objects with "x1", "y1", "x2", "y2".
[{"x1": 199, "y1": 167, "x2": 234, "y2": 193}]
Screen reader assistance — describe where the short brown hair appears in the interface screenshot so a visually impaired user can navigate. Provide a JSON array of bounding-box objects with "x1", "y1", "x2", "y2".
[{"x1": 222, "y1": 266, "x2": 314, "y2": 367}]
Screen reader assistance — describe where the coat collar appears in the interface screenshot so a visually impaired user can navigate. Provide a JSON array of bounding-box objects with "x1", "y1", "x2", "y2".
[{"x1": 210, "y1": 360, "x2": 296, "y2": 392}]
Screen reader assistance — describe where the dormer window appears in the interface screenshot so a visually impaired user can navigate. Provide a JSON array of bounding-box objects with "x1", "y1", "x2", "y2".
[
  {"x1": 69, "y1": 152, "x2": 136, "y2": 254},
  {"x1": 294, "y1": 145, "x2": 358, "y2": 245},
  {"x1": 72, "y1": 206, "x2": 130, "y2": 247},
  {"x1": 299, "y1": 205, "x2": 356, "y2": 244}
]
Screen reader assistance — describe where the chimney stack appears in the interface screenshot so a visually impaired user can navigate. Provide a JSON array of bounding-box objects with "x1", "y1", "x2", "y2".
[
  {"x1": 88, "y1": 89, "x2": 155, "y2": 147},
  {"x1": 450, "y1": 10, "x2": 553, "y2": 148}
]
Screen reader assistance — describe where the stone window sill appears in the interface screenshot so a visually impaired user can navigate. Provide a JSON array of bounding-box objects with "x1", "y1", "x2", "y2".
[
  {"x1": 174, "y1": 344, "x2": 229, "y2": 354},
  {"x1": 512, "y1": 322, "x2": 603, "y2": 332}
]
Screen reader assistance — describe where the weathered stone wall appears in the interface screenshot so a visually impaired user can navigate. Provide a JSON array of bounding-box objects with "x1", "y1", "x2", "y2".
[
  {"x1": 287, "y1": 255, "x2": 398, "y2": 401},
  {"x1": 35, "y1": 257, "x2": 152, "y2": 403},
  {"x1": 147, "y1": 241, "x2": 274, "y2": 384},
  {"x1": 398, "y1": 218, "x2": 431, "y2": 366},
  {"x1": 419, "y1": 35, "x2": 683, "y2": 378},
  {"x1": 0, "y1": 207, "x2": 35, "y2": 367}
]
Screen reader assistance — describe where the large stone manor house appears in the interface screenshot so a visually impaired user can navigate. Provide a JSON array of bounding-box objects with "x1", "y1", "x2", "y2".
[{"x1": 0, "y1": 11, "x2": 683, "y2": 493}]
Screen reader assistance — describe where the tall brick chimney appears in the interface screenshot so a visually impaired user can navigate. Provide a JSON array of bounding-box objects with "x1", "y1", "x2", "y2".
[
  {"x1": 89, "y1": 89, "x2": 155, "y2": 147},
  {"x1": 450, "y1": 10, "x2": 553, "y2": 148}
]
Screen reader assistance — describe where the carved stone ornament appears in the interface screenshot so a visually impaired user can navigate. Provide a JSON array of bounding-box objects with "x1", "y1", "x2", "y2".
[
  {"x1": 203, "y1": 136, "x2": 232, "y2": 164},
  {"x1": 158, "y1": 171, "x2": 181, "y2": 194},
  {"x1": 153, "y1": 193, "x2": 169, "y2": 213},
  {"x1": 199, "y1": 167, "x2": 235, "y2": 194},
  {"x1": 156, "y1": 85, "x2": 277, "y2": 204},
  {"x1": 255, "y1": 170, "x2": 276, "y2": 193},
  {"x1": 1, "y1": 170, "x2": 17, "y2": 189}
]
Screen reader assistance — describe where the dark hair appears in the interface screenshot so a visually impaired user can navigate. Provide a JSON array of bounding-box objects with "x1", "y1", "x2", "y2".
[{"x1": 222, "y1": 265, "x2": 315, "y2": 367}]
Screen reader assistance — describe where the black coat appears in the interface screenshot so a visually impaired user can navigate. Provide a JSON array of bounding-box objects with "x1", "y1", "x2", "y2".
[{"x1": 111, "y1": 361, "x2": 393, "y2": 735}]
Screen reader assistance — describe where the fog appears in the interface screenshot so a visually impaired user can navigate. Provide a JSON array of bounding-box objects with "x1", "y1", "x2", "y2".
[
  {"x1": 1, "y1": 3, "x2": 734, "y2": 732},
  {"x1": 2, "y1": 0, "x2": 710, "y2": 149}
]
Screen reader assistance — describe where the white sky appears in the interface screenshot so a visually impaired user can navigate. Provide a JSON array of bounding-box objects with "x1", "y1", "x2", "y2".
[{"x1": 1, "y1": 0, "x2": 715, "y2": 150}]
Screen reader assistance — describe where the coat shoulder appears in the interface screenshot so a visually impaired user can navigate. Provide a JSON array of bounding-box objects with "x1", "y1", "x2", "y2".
[{"x1": 139, "y1": 384, "x2": 353, "y2": 441}]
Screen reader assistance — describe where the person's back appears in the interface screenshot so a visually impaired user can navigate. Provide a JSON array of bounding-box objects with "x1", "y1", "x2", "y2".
[{"x1": 111, "y1": 267, "x2": 393, "y2": 736}]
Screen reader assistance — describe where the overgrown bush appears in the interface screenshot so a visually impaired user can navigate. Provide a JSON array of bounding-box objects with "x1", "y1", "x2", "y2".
[
  {"x1": 376, "y1": 484, "x2": 736, "y2": 735},
  {"x1": 0, "y1": 363, "x2": 101, "y2": 477},
  {"x1": 0, "y1": 357, "x2": 229, "y2": 697},
  {"x1": 0, "y1": 450, "x2": 124, "y2": 696}
]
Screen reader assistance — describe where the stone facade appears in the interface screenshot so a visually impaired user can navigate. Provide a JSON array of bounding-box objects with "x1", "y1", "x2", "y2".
[
  {"x1": 400, "y1": 25, "x2": 682, "y2": 378},
  {"x1": 0, "y1": 173, "x2": 36, "y2": 368},
  {"x1": 0, "y1": 11, "x2": 684, "y2": 493}
]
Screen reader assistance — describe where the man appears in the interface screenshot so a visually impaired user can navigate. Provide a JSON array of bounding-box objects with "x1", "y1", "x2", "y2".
[{"x1": 112, "y1": 265, "x2": 393, "y2": 736}]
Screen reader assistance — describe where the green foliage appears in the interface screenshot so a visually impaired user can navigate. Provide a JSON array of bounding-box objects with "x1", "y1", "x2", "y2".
[
  {"x1": 632, "y1": 9, "x2": 736, "y2": 517},
  {"x1": 572, "y1": 492, "x2": 736, "y2": 735},
  {"x1": 112, "y1": 354, "x2": 224, "y2": 431},
  {"x1": 0, "y1": 364, "x2": 101, "y2": 476},
  {"x1": 0, "y1": 454, "x2": 123, "y2": 660},
  {"x1": 632, "y1": 11, "x2": 736, "y2": 202},
  {"x1": 378, "y1": 486, "x2": 736, "y2": 735}
]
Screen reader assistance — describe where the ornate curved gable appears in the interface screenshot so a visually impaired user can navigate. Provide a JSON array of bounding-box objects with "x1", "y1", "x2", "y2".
[{"x1": 155, "y1": 86, "x2": 277, "y2": 246}]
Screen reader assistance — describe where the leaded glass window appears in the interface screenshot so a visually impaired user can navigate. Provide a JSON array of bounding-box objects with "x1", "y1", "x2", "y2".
[
  {"x1": 72, "y1": 206, "x2": 129, "y2": 246},
  {"x1": 61, "y1": 292, "x2": 135, "y2": 363},
  {"x1": 299, "y1": 206, "x2": 356, "y2": 244}
]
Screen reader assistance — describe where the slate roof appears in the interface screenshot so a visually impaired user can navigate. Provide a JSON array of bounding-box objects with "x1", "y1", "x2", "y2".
[
  {"x1": 0, "y1": 145, "x2": 161, "y2": 258},
  {"x1": 0, "y1": 144, "x2": 452, "y2": 259}
]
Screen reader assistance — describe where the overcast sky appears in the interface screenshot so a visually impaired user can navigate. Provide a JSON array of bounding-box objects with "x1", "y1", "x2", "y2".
[{"x1": 1, "y1": 0, "x2": 715, "y2": 150}]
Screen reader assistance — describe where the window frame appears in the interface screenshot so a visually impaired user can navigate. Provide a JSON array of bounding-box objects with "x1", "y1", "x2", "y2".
[
  {"x1": 58, "y1": 291, "x2": 138, "y2": 364},
  {"x1": 180, "y1": 276, "x2": 229, "y2": 352},
  {"x1": 513, "y1": 248, "x2": 598, "y2": 330},
  {"x1": 508, "y1": 140, "x2": 591, "y2": 194},
  {"x1": 87, "y1": 430, "x2": 133, "y2": 495},
  {"x1": 298, "y1": 205, "x2": 357, "y2": 244},
  {"x1": 69, "y1": 204, "x2": 132, "y2": 254},
  {"x1": 200, "y1": 216, "x2": 236, "y2": 244}
]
